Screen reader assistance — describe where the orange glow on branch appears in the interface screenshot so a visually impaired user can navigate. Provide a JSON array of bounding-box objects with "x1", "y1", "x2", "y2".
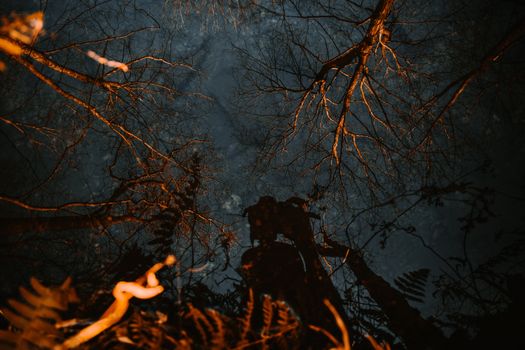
[
  {"x1": 56, "y1": 255, "x2": 175, "y2": 349},
  {"x1": 86, "y1": 50, "x2": 129, "y2": 72}
]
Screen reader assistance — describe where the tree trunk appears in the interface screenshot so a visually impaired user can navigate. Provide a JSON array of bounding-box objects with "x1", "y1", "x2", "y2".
[{"x1": 318, "y1": 238, "x2": 448, "y2": 349}]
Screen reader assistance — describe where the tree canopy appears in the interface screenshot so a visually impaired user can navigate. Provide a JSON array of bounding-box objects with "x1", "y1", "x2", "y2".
[{"x1": 0, "y1": 1, "x2": 524, "y2": 349}]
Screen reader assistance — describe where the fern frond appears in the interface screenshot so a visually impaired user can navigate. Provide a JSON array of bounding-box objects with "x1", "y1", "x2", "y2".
[
  {"x1": 261, "y1": 295, "x2": 273, "y2": 336},
  {"x1": 275, "y1": 300, "x2": 298, "y2": 329},
  {"x1": 236, "y1": 288, "x2": 254, "y2": 347},
  {"x1": 206, "y1": 309, "x2": 226, "y2": 350},
  {"x1": 260, "y1": 295, "x2": 274, "y2": 350},
  {"x1": 394, "y1": 268, "x2": 430, "y2": 303},
  {"x1": 186, "y1": 303, "x2": 212, "y2": 347},
  {"x1": 0, "y1": 277, "x2": 77, "y2": 350}
]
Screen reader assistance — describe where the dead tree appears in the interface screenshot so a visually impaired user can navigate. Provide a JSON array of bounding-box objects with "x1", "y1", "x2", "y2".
[
  {"x1": 241, "y1": 196, "x2": 351, "y2": 343},
  {"x1": 243, "y1": 195, "x2": 452, "y2": 348},
  {"x1": 317, "y1": 237, "x2": 448, "y2": 349}
]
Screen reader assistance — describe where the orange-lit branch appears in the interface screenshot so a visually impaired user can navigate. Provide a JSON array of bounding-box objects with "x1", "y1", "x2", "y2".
[
  {"x1": 10, "y1": 54, "x2": 174, "y2": 165},
  {"x1": 0, "y1": 12, "x2": 43, "y2": 55},
  {"x1": 365, "y1": 334, "x2": 391, "y2": 350},
  {"x1": 310, "y1": 299, "x2": 391, "y2": 350},
  {"x1": 309, "y1": 299, "x2": 351, "y2": 350},
  {"x1": 291, "y1": 0, "x2": 395, "y2": 165},
  {"x1": 57, "y1": 255, "x2": 176, "y2": 349},
  {"x1": 6, "y1": 36, "x2": 124, "y2": 91},
  {"x1": 0, "y1": 194, "x2": 130, "y2": 212},
  {"x1": 86, "y1": 50, "x2": 128, "y2": 72}
]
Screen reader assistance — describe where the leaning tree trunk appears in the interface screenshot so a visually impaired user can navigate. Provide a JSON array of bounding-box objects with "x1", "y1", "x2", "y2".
[
  {"x1": 318, "y1": 238, "x2": 448, "y2": 349},
  {"x1": 243, "y1": 195, "x2": 449, "y2": 349}
]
